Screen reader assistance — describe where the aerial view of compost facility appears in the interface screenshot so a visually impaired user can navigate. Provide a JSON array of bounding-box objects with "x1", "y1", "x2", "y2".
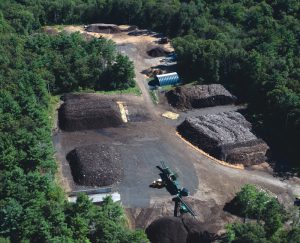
[
  {"x1": 0, "y1": 0, "x2": 300, "y2": 243},
  {"x1": 3, "y1": 1, "x2": 300, "y2": 242},
  {"x1": 51, "y1": 24, "x2": 300, "y2": 239}
]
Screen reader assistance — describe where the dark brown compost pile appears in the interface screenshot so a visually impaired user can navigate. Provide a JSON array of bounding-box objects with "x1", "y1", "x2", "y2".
[
  {"x1": 85, "y1": 23, "x2": 121, "y2": 33},
  {"x1": 147, "y1": 47, "x2": 171, "y2": 57},
  {"x1": 146, "y1": 216, "x2": 215, "y2": 243},
  {"x1": 67, "y1": 144, "x2": 122, "y2": 187},
  {"x1": 177, "y1": 111, "x2": 269, "y2": 166},
  {"x1": 124, "y1": 25, "x2": 138, "y2": 32},
  {"x1": 166, "y1": 84, "x2": 236, "y2": 110},
  {"x1": 58, "y1": 93, "x2": 122, "y2": 131}
]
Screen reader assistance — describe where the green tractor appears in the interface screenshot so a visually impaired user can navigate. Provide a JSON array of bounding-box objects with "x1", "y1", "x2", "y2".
[{"x1": 150, "y1": 161, "x2": 196, "y2": 217}]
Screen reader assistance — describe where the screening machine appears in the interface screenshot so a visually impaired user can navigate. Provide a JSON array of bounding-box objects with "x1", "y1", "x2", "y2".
[{"x1": 150, "y1": 161, "x2": 196, "y2": 217}]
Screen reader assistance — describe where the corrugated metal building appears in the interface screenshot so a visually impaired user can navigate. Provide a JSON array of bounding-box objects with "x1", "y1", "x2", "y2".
[{"x1": 156, "y1": 72, "x2": 181, "y2": 86}]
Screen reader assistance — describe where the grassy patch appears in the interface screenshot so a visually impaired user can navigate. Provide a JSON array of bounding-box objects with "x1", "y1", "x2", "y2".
[
  {"x1": 186, "y1": 81, "x2": 199, "y2": 86},
  {"x1": 50, "y1": 25, "x2": 66, "y2": 31},
  {"x1": 96, "y1": 85, "x2": 142, "y2": 96},
  {"x1": 48, "y1": 95, "x2": 61, "y2": 130},
  {"x1": 149, "y1": 90, "x2": 159, "y2": 105},
  {"x1": 72, "y1": 83, "x2": 142, "y2": 96},
  {"x1": 160, "y1": 85, "x2": 176, "y2": 91}
]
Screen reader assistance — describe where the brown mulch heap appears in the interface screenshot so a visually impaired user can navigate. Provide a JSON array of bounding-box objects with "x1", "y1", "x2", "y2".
[
  {"x1": 143, "y1": 68, "x2": 165, "y2": 78},
  {"x1": 166, "y1": 84, "x2": 236, "y2": 110},
  {"x1": 67, "y1": 144, "x2": 122, "y2": 187},
  {"x1": 146, "y1": 216, "x2": 216, "y2": 243},
  {"x1": 147, "y1": 47, "x2": 171, "y2": 57},
  {"x1": 58, "y1": 93, "x2": 122, "y2": 131},
  {"x1": 85, "y1": 23, "x2": 121, "y2": 34},
  {"x1": 177, "y1": 111, "x2": 269, "y2": 166},
  {"x1": 123, "y1": 25, "x2": 138, "y2": 32}
]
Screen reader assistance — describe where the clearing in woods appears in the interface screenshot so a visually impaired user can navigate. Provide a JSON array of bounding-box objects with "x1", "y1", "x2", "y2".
[{"x1": 53, "y1": 25, "x2": 300, "y2": 232}]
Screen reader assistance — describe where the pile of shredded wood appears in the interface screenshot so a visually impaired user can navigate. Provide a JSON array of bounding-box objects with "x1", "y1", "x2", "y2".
[
  {"x1": 146, "y1": 216, "x2": 215, "y2": 243},
  {"x1": 147, "y1": 47, "x2": 171, "y2": 57},
  {"x1": 177, "y1": 111, "x2": 269, "y2": 165},
  {"x1": 58, "y1": 93, "x2": 122, "y2": 131},
  {"x1": 85, "y1": 23, "x2": 121, "y2": 33},
  {"x1": 166, "y1": 84, "x2": 236, "y2": 110},
  {"x1": 67, "y1": 144, "x2": 122, "y2": 187}
]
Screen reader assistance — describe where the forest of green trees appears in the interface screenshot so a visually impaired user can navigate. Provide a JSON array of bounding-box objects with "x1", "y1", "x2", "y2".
[
  {"x1": 1, "y1": 0, "x2": 300, "y2": 242},
  {"x1": 0, "y1": 1, "x2": 142, "y2": 242},
  {"x1": 224, "y1": 184, "x2": 300, "y2": 242}
]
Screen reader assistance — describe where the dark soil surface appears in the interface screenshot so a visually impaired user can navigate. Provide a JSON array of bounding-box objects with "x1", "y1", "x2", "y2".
[
  {"x1": 146, "y1": 217, "x2": 191, "y2": 243},
  {"x1": 85, "y1": 23, "x2": 121, "y2": 33},
  {"x1": 67, "y1": 144, "x2": 122, "y2": 187},
  {"x1": 146, "y1": 216, "x2": 218, "y2": 243},
  {"x1": 177, "y1": 111, "x2": 269, "y2": 165},
  {"x1": 58, "y1": 93, "x2": 122, "y2": 131},
  {"x1": 147, "y1": 47, "x2": 171, "y2": 57},
  {"x1": 166, "y1": 84, "x2": 236, "y2": 110}
]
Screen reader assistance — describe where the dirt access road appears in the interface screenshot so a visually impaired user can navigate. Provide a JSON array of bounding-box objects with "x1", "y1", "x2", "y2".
[{"x1": 55, "y1": 26, "x2": 300, "y2": 231}]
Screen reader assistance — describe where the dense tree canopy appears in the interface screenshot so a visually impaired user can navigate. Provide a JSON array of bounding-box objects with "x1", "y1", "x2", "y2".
[
  {"x1": 224, "y1": 185, "x2": 300, "y2": 243},
  {"x1": 23, "y1": 32, "x2": 135, "y2": 93},
  {"x1": 0, "y1": 1, "x2": 143, "y2": 242}
]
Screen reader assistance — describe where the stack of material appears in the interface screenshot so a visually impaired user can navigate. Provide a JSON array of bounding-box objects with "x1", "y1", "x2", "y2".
[
  {"x1": 143, "y1": 68, "x2": 164, "y2": 78},
  {"x1": 166, "y1": 84, "x2": 236, "y2": 109},
  {"x1": 123, "y1": 25, "x2": 138, "y2": 32},
  {"x1": 147, "y1": 47, "x2": 171, "y2": 57},
  {"x1": 85, "y1": 24, "x2": 121, "y2": 33},
  {"x1": 58, "y1": 93, "x2": 122, "y2": 131},
  {"x1": 67, "y1": 144, "x2": 122, "y2": 187},
  {"x1": 146, "y1": 216, "x2": 215, "y2": 243},
  {"x1": 177, "y1": 111, "x2": 269, "y2": 166}
]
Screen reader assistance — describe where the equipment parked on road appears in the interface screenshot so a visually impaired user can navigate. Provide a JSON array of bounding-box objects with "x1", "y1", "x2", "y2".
[{"x1": 150, "y1": 161, "x2": 196, "y2": 217}]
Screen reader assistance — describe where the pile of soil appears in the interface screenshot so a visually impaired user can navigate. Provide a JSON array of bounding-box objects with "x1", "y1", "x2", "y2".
[
  {"x1": 166, "y1": 84, "x2": 236, "y2": 110},
  {"x1": 123, "y1": 25, "x2": 138, "y2": 32},
  {"x1": 128, "y1": 29, "x2": 154, "y2": 36},
  {"x1": 177, "y1": 111, "x2": 269, "y2": 166},
  {"x1": 159, "y1": 37, "x2": 169, "y2": 44},
  {"x1": 147, "y1": 47, "x2": 171, "y2": 57},
  {"x1": 143, "y1": 68, "x2": 165, "y2": 78},
  {"x1": 67, "y1": 144, "x2": 122, "y2": 187},
  {"x1": 85, "y1": 24, "x2": 121, "y2": 34},
  {"x1": 58, "y1": 93, "x2": 122, "y2": 131},
  {"x1": 146, "y1": 216, "x2": 216, "y2": 243}
]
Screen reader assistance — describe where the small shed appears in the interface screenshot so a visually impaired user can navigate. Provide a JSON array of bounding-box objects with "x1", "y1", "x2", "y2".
[{"x1": 156, "y1": 72, "x2": 181, "y2": 86}]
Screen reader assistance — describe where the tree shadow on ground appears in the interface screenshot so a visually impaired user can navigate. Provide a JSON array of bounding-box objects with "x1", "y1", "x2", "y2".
[
  {"x1": 223, "y1": 197, "x2": 243, "y2": 218},
  {"x1": 238, "y1": 108, "x2": 299, "y2": 180}
]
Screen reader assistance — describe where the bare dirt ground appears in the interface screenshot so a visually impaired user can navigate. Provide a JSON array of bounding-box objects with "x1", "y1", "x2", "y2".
[{"x1": 53, "y1": 25, "x2": 300, "y2": 233}]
